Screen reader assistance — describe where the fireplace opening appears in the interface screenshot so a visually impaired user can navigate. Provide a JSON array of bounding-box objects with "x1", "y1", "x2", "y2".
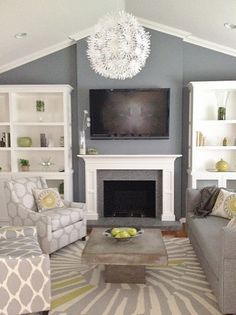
[{"x1": 104, "y1": 180, "x2": 156, "y2": 217}]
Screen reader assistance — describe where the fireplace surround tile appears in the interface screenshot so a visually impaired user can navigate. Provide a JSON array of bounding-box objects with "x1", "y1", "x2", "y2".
[{"x1": 97, "y1": 170, "x2": 162, "y2": 218}]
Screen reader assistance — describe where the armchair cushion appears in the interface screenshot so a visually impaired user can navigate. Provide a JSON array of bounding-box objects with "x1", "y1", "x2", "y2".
[
  {"x1": 42, "y1": 207, "x2": 84, "y2": 231},
  {"x1": 33, "y1": 187, "x2": 64, "y2": 212}
]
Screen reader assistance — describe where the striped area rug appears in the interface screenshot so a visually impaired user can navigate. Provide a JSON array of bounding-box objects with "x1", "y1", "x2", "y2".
[{"x1": 49, "y1": 237, "x2": 222, "y2": 315}]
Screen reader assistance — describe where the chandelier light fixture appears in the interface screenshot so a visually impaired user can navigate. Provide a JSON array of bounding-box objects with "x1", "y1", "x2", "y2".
[{"x1": 87, "y1": 11, "x2": 151, "y2": 80}]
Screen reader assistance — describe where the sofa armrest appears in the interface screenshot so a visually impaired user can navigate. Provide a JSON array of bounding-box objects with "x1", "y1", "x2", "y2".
[
  {"x1": 218, "y1": 226, "x2": 236, "y2": 313},
  {"x1": 221, "y1": 226, "x2": 236, "y2": 259},
  {"x1": 186, "y1": 188, "x2": 201, "y2": 213}
]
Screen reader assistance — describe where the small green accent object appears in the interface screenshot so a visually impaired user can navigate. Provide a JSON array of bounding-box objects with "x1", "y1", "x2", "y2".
[
  {"x1": 36, "y1": 100, "x2": 45, "y2": 112},
  {"x1": 18, "y1": 137, "x2": 32, "y2": 147},
  {"x1": 218, "y1": 107, "x2": 226, "y2": 120},
  {"x1": 59, "y1": 182, "x2": 64, "y2": 194},
  {"x1": 0, "y1": 167, "x2": 2, "y2": 171},
  {"x1": 88, "y1": 147, "x2": 98, "y2": 155},
  {"x1": 215, "y1": 158, "x2": 228, "y2": 172},
  {"x1": 19, "y1": 159, "x2": 30, "y2": 166}
]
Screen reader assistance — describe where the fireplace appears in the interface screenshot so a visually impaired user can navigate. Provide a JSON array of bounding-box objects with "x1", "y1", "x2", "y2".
[
  {"x1": 78, "y1": 155, "x2": 181, "y2": 221},
  {"x1": 97, "y1": 170, "x2": 162, "y2": 218},
  {"x1": 104, "y1": 180, "x2": 155, "y2": 217}
]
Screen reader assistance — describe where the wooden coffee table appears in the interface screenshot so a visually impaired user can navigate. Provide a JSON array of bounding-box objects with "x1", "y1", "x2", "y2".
[{"x1": 81, "y1": 228, "x2": 168, "y2": 283}]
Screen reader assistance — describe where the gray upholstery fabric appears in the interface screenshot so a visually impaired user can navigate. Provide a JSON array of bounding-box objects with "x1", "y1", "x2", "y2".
[
  {"x1": 0, "y1": 226, "x2": 50, "y2": 315},
  {"x1": 188, "y1": 213, "x2": 228, "y2": 277},
  {"x1": 186, "y1": 189, "x2": 236, "y2": 314},
  {"x1": 43, "y1": 207, "x2": 84, "y2": 231},
  {"x1": 6, "y1": 177, "x2": 47, "y2": 212},
  {"x1": 4, "y1": 177, "x2": 87, "y2": 254}
]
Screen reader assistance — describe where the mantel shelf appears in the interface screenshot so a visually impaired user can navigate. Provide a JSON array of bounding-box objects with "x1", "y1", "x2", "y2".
[{"x1": 78, "y1": 154, "x2": 182, "y2": 159}]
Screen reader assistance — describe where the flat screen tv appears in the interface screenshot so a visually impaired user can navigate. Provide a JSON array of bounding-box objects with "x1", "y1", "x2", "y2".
[{"x1": 89, "y1": 89, "x2": 170, "y2": 139}]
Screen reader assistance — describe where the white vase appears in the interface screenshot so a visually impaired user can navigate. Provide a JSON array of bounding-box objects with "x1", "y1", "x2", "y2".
[{"x1": 80, "y1": 130, "x2": 86, "y2": 154}]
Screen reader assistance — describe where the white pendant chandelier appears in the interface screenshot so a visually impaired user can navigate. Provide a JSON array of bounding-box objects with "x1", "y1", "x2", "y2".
[{"x1": 87, "y1": 11, "x2": 151, "y2": 80}]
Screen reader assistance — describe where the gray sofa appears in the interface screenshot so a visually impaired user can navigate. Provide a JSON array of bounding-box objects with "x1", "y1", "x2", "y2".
[{"x1": 186, "y1": 188, "x2": 236, "y2": 314}]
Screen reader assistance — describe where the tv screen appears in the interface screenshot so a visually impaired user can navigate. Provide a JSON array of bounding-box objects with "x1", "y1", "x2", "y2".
[{"x1": 90, "y1": 89, "x2": 170, "y2": 139}]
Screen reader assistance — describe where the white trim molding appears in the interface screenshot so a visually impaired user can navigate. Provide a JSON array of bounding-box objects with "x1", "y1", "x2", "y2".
[
  {"x1": 138, "y1": 17, "x2": 191, "y2": 39},
  {"x1": 78, "y1": 154, "x2": 181, "y2": 221},
  {"x1": 183, "y1": 35, "x2": 236, "y2": 58},
  {"x1": 140, "y1": 17, "x2": 236, "y2": 58},
  {"x1": 0, "y1": 28, "x2": 91, "y2": 74},
  {"x1": 1, "y1": 17, "x2": 236, "y2": 74}
]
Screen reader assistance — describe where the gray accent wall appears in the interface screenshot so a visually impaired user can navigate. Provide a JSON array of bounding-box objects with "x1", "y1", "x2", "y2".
[
  {"x1": 1, "y1": 30, "x2": 236, "y2": 219},
  {"x1": 77, "y1": 29, "x2": 183, "y2": 219}
]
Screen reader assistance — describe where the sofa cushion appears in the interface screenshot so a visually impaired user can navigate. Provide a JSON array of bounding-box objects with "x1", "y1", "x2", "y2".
[
  {"x1": 211, "y1": 189, "x2": 236, "y2": 219},
  {"x1": 42, "y1": 207, "x2": 84, "y2": 231},
  {"x1": 188, "y1": 213, "x2": 229, "y2": 277}
]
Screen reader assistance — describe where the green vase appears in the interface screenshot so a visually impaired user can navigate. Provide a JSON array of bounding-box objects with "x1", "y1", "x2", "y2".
[
  {"x1": 17, "y1": 137, "x2": 32, "y2": 147},
  {"x1": 218, "y1": 107, "x2": 226, "y2": 120},
  {"x1": 215, "y1": 159, "x2": 228, "y2": 172}
]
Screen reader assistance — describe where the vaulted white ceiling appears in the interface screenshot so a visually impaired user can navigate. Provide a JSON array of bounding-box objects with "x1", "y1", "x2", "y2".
[{"x1": 0, "y1": 0, "x2": 236, "y2": 73}]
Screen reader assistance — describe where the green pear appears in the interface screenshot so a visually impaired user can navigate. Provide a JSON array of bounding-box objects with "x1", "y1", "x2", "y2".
[{"x1": 127, "y1": 228, "x2": 137, "y2": 236}]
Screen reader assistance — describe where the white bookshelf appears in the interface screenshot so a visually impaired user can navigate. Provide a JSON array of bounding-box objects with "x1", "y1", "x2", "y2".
[
  {"x1": 0, "y1": 85, "x2": 73, "y2": 223},
  {"x1": 188, "y1": 81, "x2": 236, "y2": 189}
]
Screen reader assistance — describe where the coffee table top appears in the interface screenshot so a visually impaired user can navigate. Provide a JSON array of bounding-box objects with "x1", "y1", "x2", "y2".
[{"x1": 82, "y1": 228, "x2": 168, "y2": 266}]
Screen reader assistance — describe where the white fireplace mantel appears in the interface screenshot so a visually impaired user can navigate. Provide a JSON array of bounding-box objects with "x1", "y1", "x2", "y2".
[{"x1": 77, "y1": 154, "x2": 182, "y2": 221}]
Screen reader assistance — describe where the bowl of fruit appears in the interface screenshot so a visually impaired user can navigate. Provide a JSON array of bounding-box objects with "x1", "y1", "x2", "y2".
[{"x1": 103, "y1": 227, "x2": 143, "y2": 241}]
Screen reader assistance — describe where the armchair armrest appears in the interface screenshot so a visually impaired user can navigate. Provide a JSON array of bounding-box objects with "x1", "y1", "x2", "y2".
[
  {"x1": 17, "y1": 205, "x2": 52, "y2": 253},
  {"x1": 63, "y1": 200, "x2": 86, "y2": 211}
]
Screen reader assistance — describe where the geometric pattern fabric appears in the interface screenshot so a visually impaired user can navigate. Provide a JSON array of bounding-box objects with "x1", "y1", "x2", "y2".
[
  {"x1": 0, "y1": 226, "x2": 50, "y2": 315},
  {"x1": 4, "y1": 177, "x2": 87, "y2": 254}
]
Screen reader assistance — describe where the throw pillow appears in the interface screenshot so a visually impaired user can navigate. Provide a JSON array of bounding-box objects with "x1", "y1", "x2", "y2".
[
  {"x1": 211, "y1": 189, "x2": 236, "y2": 219},
  {"x1": 227, "y1": 217, "x2": 236, "y2": 230},
  {"x1": 33, "y1": 188, "x2": 64, "y2": 212}
]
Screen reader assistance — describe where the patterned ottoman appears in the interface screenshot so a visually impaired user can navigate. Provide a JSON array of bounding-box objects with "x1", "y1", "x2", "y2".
[{"x1": 0, "y1": 226, "x2": 50, "y2": 315}]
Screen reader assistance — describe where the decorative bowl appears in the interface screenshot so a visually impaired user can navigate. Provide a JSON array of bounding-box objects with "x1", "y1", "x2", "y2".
[
  {"x1": 17, "y1": 137, "x2": 32, "y2": 147},
  {"x1": 103, "y1": 227, "x2": 143, "y2": 241}
]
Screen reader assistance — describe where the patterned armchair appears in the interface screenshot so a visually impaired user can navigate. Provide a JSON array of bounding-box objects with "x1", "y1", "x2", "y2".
[
  {"x1": 4, "y1": 177, "x2": 87, "y2": 254},
  {"x1": 0, "y1": 226, "x2": 50, "y2": 314}
]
